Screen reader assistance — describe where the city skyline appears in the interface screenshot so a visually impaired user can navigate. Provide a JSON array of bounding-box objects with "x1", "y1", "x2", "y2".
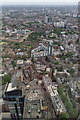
[
  {"x1": 1, "y1": 1, "x2": 80, "y2": 120},
  {"x1": 1, "y1": 0, "x2": 79, "y2": 5}
]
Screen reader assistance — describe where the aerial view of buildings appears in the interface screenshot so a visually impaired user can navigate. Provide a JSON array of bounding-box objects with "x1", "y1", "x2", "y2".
[{"x1": 0, "y1": 0, "x2": 80, "y2": 120}]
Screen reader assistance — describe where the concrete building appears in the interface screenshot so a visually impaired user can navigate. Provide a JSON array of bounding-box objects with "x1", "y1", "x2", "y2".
[
  {"x1": 17, "y1": 30, "x2": 26, "y2": 35},
  {"x1": 31, "y1": 43, "x2": 48, "y2": 58},
  {"x1": 45, "y1": 15, "x2": 50, "y2": 24},
  {"x1": 43, "y1": 75, "x2": 66, "y2": 115},
  {"x1": 35, "y1": 62, "x2": 46, "y2": 72},
  {"x1": 31, "y1": 41, "x2": 53, "y2": 58},
  {"x1": 54, "y1": 22, "x2": 65, "y2": 28}
]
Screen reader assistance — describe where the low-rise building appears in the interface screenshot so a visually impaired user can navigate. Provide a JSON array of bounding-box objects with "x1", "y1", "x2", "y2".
[
  {"x1": 54, "y1": 22, "x2": 65, "y2": 28},
  {"x1": 17, "y1": 60, "x2": 24, "y2": 66},
  {"x1": 31, "y1": 41, "x2": 54, "y2": 58},
  {"x1": 31, "y1": 44, "x2": 48, "y2": 58}
]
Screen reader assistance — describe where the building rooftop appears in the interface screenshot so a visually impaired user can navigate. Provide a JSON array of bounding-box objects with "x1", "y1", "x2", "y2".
[
  {"x1": 17, "y1": 60, "x2": 24, "y2": 65},
  {"x1": 6, "y1": 83, "x2": 16, "y2": 92}
]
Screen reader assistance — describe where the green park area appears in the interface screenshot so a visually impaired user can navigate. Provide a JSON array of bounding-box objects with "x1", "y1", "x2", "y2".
[
  {"x1": 59, "y1": 52, "x2": 73, "y2": 59},
  {"x1": 58, "y1": 86, "x2": 78, "y2": 118}
]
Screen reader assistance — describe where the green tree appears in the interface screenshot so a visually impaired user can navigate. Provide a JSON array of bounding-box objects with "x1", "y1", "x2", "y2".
[
  {"x1": 52, "y1": 77, "x2": 56, "y2": 82},
  {"x1": 61, "y1": 94, "x2": 68, "y2": 104},
  {"x1": 52, "y1": 68, "x2": 54, "y2": 73},
  {"x1": 2, "y1": 74, "x2": 11, "y2": 85},
  {"x1": 42, "y1": 71, "x2": 47, "y2": 75},
  {"x1": 58, "y1": 87, "x2": 63, "y2": 95},
  {"x1": 69, "y1": 68, "x2": 75, "y2": 75},
  {"x1": 69, "y1": 108, "x2": 78, "y2": 118},
  {"x1": 59, "y1": 54, "x2": 62, "y2": 58},
  {"x1": 55, "y1": 62, "x2": 59, "y2": 65},
  {"x1": 68, "y1": 87, "x2": 72, "y2": 98},
  {"x1": 18, "y1": 66, "x2": 21, "y2": 69},
  {"x1": 53, "y1": 28, "x2": 62, "y2": 35},
  {"x1": 59, "y1": 112, "x2": 69, "y2": 118},
  {"x1": 75, "y1": 39, "x2": 79, "y2": 44},
  {"x1": 66, "y1": 52, "x2": 72, "y2": 58},
  {"x1": 11, "y1": 61, "x2": 16, "y2": 68},
  {"x1": 65, "y1": 101, "x2": 73, "y2": 111},
  {"x1": 57, "y1": 67, "x2": 63, "y2": 72},
  {"x1": 22, "y1": 56, "x2": 26, "y2": 61}
]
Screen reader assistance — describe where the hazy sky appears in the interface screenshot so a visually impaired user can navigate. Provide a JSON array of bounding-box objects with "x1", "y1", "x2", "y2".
[{"x1": 1, "y1": 0, "x2": 79, "y2": 5}]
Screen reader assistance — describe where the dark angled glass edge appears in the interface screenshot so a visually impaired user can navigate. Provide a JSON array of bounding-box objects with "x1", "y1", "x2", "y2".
[
  {"x1": 1, "y1": 118, "x2": 78, "y2": 120},
  {"x1": 78, "y1": 1, "x2": 80, "y2": 77}
]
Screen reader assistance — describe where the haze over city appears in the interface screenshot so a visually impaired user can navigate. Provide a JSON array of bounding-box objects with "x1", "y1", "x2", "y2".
[
  {"x1": 1, "y1": 0, "x2": 79, "y2": 5},
  {"x1": 0, "y1": 0, "x2": 80, "y2": 120}
]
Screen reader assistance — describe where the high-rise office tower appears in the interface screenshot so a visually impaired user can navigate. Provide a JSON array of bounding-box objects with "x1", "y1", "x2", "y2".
[
  {"x1": 3, "y1": 83, "x2": 25, "y2": 120},
  {"x1": 48, "y1": 40, "x2": 53, "y2": 55}
]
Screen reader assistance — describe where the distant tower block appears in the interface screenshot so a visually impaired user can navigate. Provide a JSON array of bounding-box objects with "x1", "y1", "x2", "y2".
[
  {"x1": 48, "y1": 40, "x2": 53, "y2": 55},
  {"x1": 45, "y1": 14, "x2": 50, "y2": 24}
]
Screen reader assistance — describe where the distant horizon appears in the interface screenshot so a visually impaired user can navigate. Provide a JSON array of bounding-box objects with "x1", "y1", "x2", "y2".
[
  {"x1": 1, "y1": 2, "x2": 78, "y2": 6},
  {"x1": 1, "y1": 0, "x2": 79, "y2": 6}
]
